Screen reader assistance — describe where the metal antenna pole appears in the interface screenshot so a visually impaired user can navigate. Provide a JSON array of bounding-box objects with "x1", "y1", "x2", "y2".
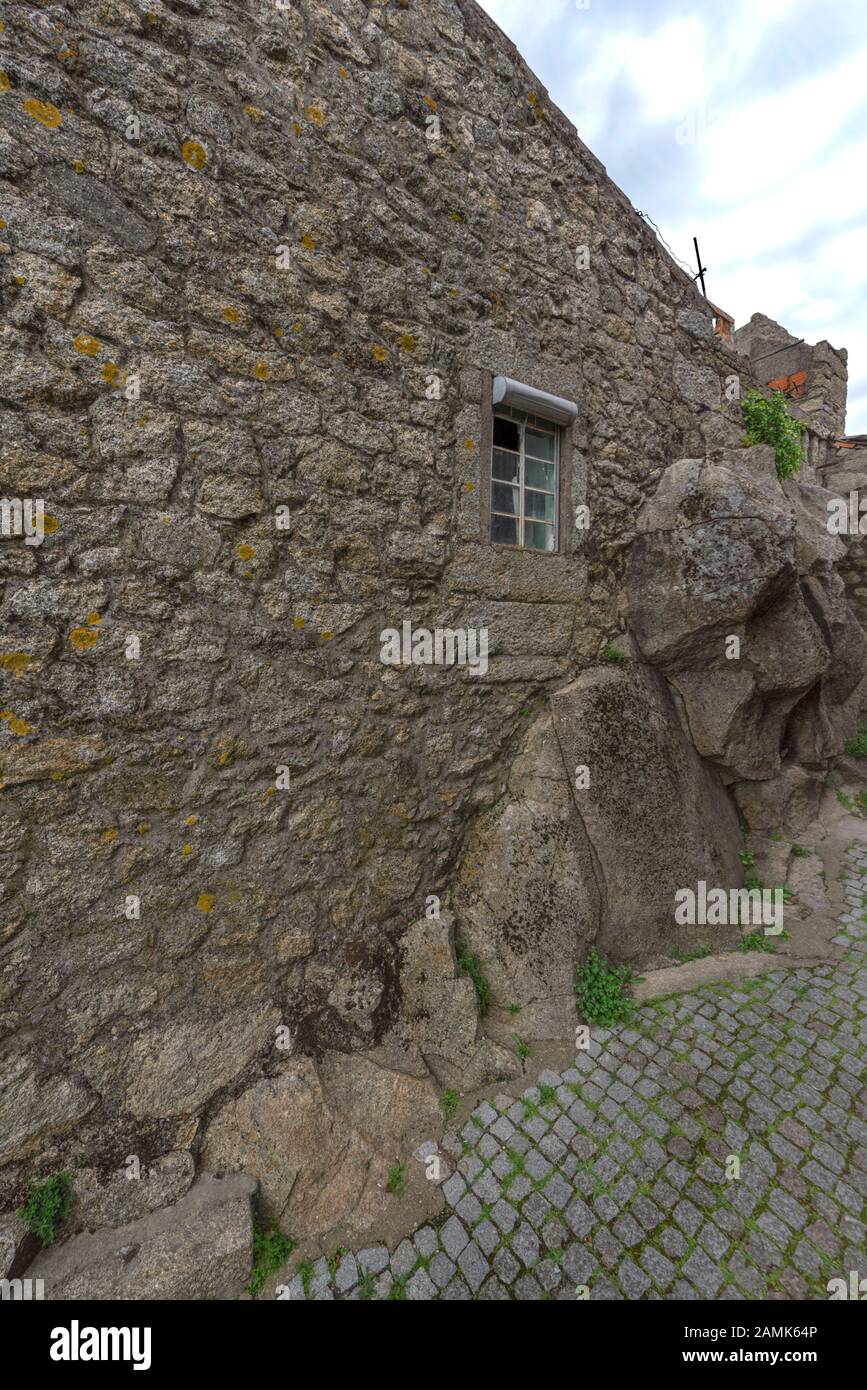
[{"x1": 692, "y1": 236, "x2": 708, "y2": 297}]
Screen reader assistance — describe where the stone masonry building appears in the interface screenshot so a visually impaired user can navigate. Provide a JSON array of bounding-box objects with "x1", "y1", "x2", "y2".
[{"x1": 1, "y1": 0, "x2": 865, "y2": 1260}]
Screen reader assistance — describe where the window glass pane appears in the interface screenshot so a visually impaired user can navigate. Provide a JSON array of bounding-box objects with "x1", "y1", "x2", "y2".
[
  {"x1": 492, "y1": 449, "x2": 520, "y2": 484},
  {"x1": 525, "y1": 426, "x2": 556, "y2": 462},
  {"x1": 493, "y1": 416, "x2": 520, "y2": 452},
  {"x1": 525, "y1": 458, "x2": 555, "y2": 491},
  {"x1": 492, "y1": 482, "x2": 519, "y2": 515},
  {"x1": 525, "y1": 520, "x2": 555, "y2": 551},
  {"x1": 491, "y1": 513, "x2": 518, "y2": 545},
  {"x1": 525, "y1": 489, "x2": 555, "y2": 521}
]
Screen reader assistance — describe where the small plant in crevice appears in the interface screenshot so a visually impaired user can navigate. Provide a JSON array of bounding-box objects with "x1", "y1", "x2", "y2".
[
  {"x1": 739, "y1": 931, "x2": 787, "y2": 954},
  {"x1": 247, "y1": 1223, "x2": 297, "y2": 1296},
  {"x1": 738, "y1": 849, "x2": 756, "y2": 868},
  {"x1": 741, "y1": 388, "x2": 805, "y2": 479},
  {"x1": 845, "y1": 729, "x2": 867, "y2": 758},
  {"x1": 17, "y1": 1171, "x2": 75, "y2": 1247},
  {"x1": 439, "y1": 1088, "x2": 460, "y2": 1120},
  {"x1": 673, "y1": 943, "x2": 712, "y2": 964},
  {"x1": 386, "y1": 1163, "x2": 405, "y2": 1195},
  {"x1": 512, "y1": 1033, "x2": 531, "y2": 1061},
  {"x1": 456, "y1": 944, "x2": 492, "y2": 1013},
  {"x1": 601, "y1": 643, "x2": 626, "y2": 663},
  {"x1": 358, "y1": 1268, "x2": 377, "y2": 1300},
  {"x1": 575, "y1": 949, "x2": 633, "y2": 1027}
]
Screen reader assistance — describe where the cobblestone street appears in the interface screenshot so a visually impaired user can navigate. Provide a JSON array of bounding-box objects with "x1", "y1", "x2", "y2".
[{"x1": 280, "y1": 847, "x2": 867, "y2": 1300}]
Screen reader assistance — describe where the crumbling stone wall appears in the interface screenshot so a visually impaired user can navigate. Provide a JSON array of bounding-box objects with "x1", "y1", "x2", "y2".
[{"x1": 0, "y1": 0, "x2": 859, "y2": 1237}]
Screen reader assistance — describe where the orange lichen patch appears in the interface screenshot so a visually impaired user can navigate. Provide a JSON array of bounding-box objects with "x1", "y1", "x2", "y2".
[
  {"x1": 181, "y1": 139, "x2": 207, "y2": 169},
  {"x1": 0, "y1": 71, "x2": 12, "y2": 93},
  {"x1": 69, "y1": 626, "x2": 98, "y2": 650},
  {"x1": 243, "y1": 104, "x2": 264, "y2": 122},
  {"x1": 465, "y1": 439, "x2": 475, "y2": 451},
  {"x1": 222, "y1": 306, "x2": 242, "y2": 324},
  {"x1": 181, "y1": 843, "x2": 193, "y2": 857},
  {"x1": 24, "y1": 98, "x2": 62, "y2": 128},
  {"x1": 43, "y1": 514, "x2": 59, "y2": 534},
  {"x1": 0, "y1": 652, "x2": 30, "y2": 676},
  {"x1": 293, "y1": 616, "x2": 305, "y2": 629},
  {"x1": 237, "y1": 543, "x2": 256, "y2": 560},
  {"x1": 73, "y1": 160, "x2": 86, "y2": 173},
  {"x1": 252, "y1": 360, "x2": 270, "y2": 380},
  {"x1": 101, "y1": 827, "x2": 118, "y2": 844},
  {"x1": 399, "y1": 333, "x2": 416, "y2": 352},
  {"x1": 300, "y1": 233, "x2": 315, "y2": 250},
  {"x1": 73, "y1": 334, "x2": 101, "y2": 357},
  {"x1": 465, "y1": 481, "x2": 475, "y2": 493},
  {"x1": 305, "y1": 106, "x2": 324, "y2": 125},
  {"x1": 320, "y1": 630, "x2": 333, "y2": 642},
  {"x1": 184, "y1": 814, "x2": 198, "y2": 827},
  {"x1": 372, "y1": 345, "x2": 388, "y2": 363},
  {"x1": 423, "y1": 95, "x2": 438, "y2": 112},
  {"x1": 338, "y1": 67, "x2": 349, "y2": 80},
  {"x1": 86, "y1": 611, "x2": 101, "y2": 626},
  {"x1": 1, "y1": 710, "x2": 34, "y2": 736},
  {"x1": 196, "y1": 892, "x2": 214, "y2": 913},
  {"x1": 101, "y1": 362, "x2": 120, "y2": 384}
]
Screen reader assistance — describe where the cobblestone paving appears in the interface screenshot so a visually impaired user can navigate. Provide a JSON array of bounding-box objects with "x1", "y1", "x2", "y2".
[{"x1": 281, "y1": 848, "x2": 867, "y2": 1300}]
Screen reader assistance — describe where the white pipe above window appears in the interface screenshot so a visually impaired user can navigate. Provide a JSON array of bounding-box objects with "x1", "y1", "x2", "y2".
[{"x1": 492, "y1": 376, "x2": 578, "y2": 427}]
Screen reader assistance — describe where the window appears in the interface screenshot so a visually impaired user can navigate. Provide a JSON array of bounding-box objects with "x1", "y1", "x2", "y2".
[{"x1": 490, "y1": 406, "x2": 559, "y2": 551}]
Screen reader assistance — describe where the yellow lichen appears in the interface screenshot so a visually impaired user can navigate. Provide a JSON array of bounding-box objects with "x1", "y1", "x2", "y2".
[
  {"x1": 305, "y1": 106, "x2": 324, "y2": 126},
  {"x1": 73, "y1": 159, "x2": 85, "y2": 173},
  {"x1": 320, "y1": 631, "x2": 333, "y2": 642},
  {"x1": 292, "y1": 321, "x2": 303, "y2": 333},
  {"x1": 181, "y1": 140, "x2": 207, "y2": 170},
  {"x1": 43, "y1": 514, "x2": 59, "y2": 534},
  {"x1": 0, "y1": 71, "x2": 11, "y2": 93},
  {"x1": 86, "y1": 611, "x2": 101, "y2": 626},
  {"x1": 372, "y1": 345, "x2": 388, "y2": 363},
  {"x1": 196, "y1": 892, "x2": 214, "y2": 913},
  {"x1": 73, "y1": 334, "x2": 100, "y2": 356},
  {"x1": 0, "y1": 652, "x2": 30, "y2": 676},
  {"x1": 399, "y1": 334, "x2": 416, "y2": 352},
  {"x1": 184, "y1": 814, "x2": 198, "y2": 827},
  {"x1": 222, "y1": 306, "x2": 242, "y2": 323},
  {"x1": 102, "y1": 827, "x2": 118, "y2": 844},
  {"x1": 243, "y1": 104, "x2": 264, "y2": 122},
  {"x1": 300, "y1": 233, "x2": 315, "y2": 251},
  {"x1": 69, "y1": 626, "x2": 98, "y2": 650},
  {"x1": 0, "y1": 219, "x2": 6, "y2": 230},
  {"x1": 237, "y1": 543, "x2": 256, "y2": 560},
  {"x1": 181, "y1": 843, "x2": 193, "y2": 857},
  {"x1": 101, "y1": 362, "x2": 120, "y2": 384},
  {"x1": 293, "y1": 616, "x2": 305, "y2": 630},
  {"x1": 253, "y1": 360, "x2": 270, "y2": 380},
  {"x1": 136, "y1": 821, "x2": 150, "y2": 834},
  {"x1": 24, "y1": 98, "x2": 62, "y2": 128},
  {"x1": 292, "y1": 121, "x2": 302, "y2": 137},
  {"x1": 339, "y1": 67, "x2": 349, "y2": 80},
  {"x1": 465, "y1": 439, "x2": 474, "y2": 451},
  {"x1": 424, "y1": 96, "x2": 438, "y2": 112},
  {"x1": 465, "y1": 481, "x2": 475, "y2": 493},
  {"x1": 1, "y1": 710, "x2": 33, "y2": 735}
]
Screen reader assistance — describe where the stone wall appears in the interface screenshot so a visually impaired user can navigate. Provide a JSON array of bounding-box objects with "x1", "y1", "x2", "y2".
[{"x1": 0, "y1": 0, "x2": 861, "y2": 1239}]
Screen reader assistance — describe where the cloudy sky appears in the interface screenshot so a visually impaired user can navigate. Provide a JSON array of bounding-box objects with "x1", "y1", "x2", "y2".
[{"x1": 477, "y1": 0, "x2": 867, "y2": 435}]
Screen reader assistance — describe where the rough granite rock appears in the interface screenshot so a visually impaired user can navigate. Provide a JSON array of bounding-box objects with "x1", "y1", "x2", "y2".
[{"x1": 24, "y1": 1172, "x2": 256, "y2": 1301}]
